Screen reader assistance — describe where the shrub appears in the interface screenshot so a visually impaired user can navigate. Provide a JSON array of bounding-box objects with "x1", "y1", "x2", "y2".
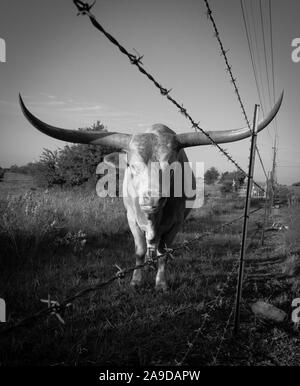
[
  {"x1": 274, "y1": 185, "x2": 290, "y2": 205},
  {"x1": 204, "y1": 167, "x2": 220, "y2": 185},
  {"x1": 220, "y1": 180, "x2": 234, "y2": 196},
  {"x1": 219, "y1": 170, "x2": 246, "y2": 196}
]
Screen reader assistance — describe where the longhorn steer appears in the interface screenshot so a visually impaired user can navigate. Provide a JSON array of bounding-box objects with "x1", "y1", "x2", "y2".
[{"x1": 19, "y1": 92, "x2": 283, "y2": 291}]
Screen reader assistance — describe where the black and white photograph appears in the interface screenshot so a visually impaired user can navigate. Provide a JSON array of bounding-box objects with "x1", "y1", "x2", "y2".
[{"x1": 0, "y1": 0, "x2": 300, "y2": 375}]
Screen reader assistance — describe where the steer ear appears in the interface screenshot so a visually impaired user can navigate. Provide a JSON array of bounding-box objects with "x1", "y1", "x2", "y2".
[{"x1": 103, "y1": 152, "x2": 128, "y2": 169}]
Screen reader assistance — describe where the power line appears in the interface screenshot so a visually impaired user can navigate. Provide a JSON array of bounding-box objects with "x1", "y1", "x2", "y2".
[
  {"x1": 260, "y1": 0, "x2": 278, "y2": 146},
  {"x1": 269, "y1": 0, "x2": 279, "y2": 141},
  {"x1": 259, "y1": 0, "x2": 272, "y2": 109},
  {"x1": 249, "y1": 0, "x2": 268, "y2": 118},
  {"x1": 241, "y1": 0, "x2": 275, "y2": 168},
  {"x1": 240, "y1": 0, "x2": 270, "y2": 180},
  {"x1": 240, "y1": 0, "x2": 265, "y2": 116},
  {"x1": 269, "y1": 0, "x2": 276, "y2": 106}
]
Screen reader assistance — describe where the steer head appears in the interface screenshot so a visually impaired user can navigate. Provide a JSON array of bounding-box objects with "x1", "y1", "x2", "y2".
[{"x1": 103, "y1": 128, "x2": 179, "y2": 214}]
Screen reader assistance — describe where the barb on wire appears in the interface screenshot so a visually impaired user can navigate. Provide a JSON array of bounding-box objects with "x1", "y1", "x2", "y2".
[
  {"x1": 114, "y1": 264, "x2": 125, "y2": 279},
  {"x1": 74, "y1": 0, "x2": 95, "y2": 16},
  {"x1": 211, "y1": 301, "x2": 235, "y2": 365},
  {"x1": 72, "y1": 0, "x2": 265, "y2": 192},
  {"x1": 40, "y1": 295, "x2": 70, "y2": 325},
  {"x1": 164, "y1": 244, "x2": 175, "y2": 262},
  {"x1": 114, "y1": 264, "x2": 126, "y2": 286}
]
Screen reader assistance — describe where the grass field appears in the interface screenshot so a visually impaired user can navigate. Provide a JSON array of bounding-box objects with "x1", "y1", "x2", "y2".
[{"x1": 0, "y1": 172, "x2": 299, "y2": 366}]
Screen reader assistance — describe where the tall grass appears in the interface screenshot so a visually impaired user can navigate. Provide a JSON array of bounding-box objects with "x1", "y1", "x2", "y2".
[
  {"x1": 1, "y1": 174, "x2": 298, "y2": 366},
  {"x1": 0, "y1": 188, "x2": 127, "y2": 261}
]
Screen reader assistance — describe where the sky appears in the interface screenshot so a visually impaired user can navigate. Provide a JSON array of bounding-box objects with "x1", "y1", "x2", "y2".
[{"x1": 0, "y1": 0, "x2": 299, "y2": 185}]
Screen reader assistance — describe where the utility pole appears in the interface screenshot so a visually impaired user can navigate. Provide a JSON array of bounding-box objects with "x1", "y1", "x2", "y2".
[
  {"x1": 260, "y1": 171, "x2": 270, "y2": 246},
  {"x1": 270, "y1": 138, "x2": 278, "y2": 210}
]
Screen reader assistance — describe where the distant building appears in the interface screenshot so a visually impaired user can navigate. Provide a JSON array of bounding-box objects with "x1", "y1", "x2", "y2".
[{"x1": 238, "y1": 182, "x2": 266, "y2": 198}]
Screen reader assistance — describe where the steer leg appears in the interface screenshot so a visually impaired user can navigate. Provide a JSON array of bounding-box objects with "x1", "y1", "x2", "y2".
[
  {"x1": 155, "y1": 248, "x2": 168, "y2": 292},
  {"x1": 155, "y1": 222, "x2": 182, "y2": 292},
  {"x1": 127, "y1": 216, "x2": 147, "y2": 288}
]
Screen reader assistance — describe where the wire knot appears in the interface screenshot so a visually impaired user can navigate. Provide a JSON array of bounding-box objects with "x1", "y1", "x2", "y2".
[
  {"x1": 146, "y1": 248, "x2": 157, "y2": 270},
  {"x1": 40, "y1": 295, "x2": 70, "y2": 325},
  {"x1": 114, "y1": 264, "x2": 125, "y2": 279},
  {"x1": 206, "y1": 9, "x2": 212, "y2": 18},
  {"x1": 220, "y1": 48, "x2": 229, "y2": 56},
  {"x1": 129, "y1": 54, "x2": 144, "y2": 66},
  {"x1": 192, "y1": 121, "x2": 201, "y2": 131},
  {"x1": 73, "y1": 0, "x2": 96, "y2": 16},
  {"x1": 160, "y1": 88, "x2": 172, "y2": 96},
  {"x1": 183, "y1": 240, "x2": 192, "y2": 252},
  {"x1": 179, "y1": 105, "x2": 188, "y2": 117},
  {"x1": 164, "y1": 245, "x2": 175, "y2": 262}
]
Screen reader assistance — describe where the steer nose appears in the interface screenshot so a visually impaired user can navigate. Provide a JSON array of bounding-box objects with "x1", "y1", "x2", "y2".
[
  {"x1": 139, "y1": 194, "x2": 166, "y2": 213},
  {"x1": 139, "y1": 193, "x2": 157, "y2": 207}
]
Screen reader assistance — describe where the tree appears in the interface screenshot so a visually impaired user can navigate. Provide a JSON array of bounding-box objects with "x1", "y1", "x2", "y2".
[
  {"x1": 204, "y1": 167, "x2": 220, "y2": 185},
  {"x1": 21, "y1": 121, "x2": 118, "y2": 188},
  {"x1": 55, "y1": 121, "x2": 117, "y2": 187},
  {"x1": 36, "y1": 149, "x2": 65, "y2": 187}
]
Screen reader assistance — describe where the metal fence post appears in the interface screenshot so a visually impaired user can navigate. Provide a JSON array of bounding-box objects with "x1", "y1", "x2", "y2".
[{"x1": 233, "y1": 104, "x2": 259, "y2": 335}]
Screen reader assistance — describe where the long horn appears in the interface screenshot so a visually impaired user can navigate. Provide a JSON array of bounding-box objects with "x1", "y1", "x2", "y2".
[
  {"x1": 19, "y1": 94, "x2": 131, "y2": 150},
  {"x1": 176, "y1": 91, "x2": 283, "y2": 148}
]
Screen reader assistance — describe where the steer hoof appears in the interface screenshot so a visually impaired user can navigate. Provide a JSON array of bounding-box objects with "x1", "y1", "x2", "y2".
[{"x1": 155, "y1": 282, "x2": 169, "y2": 293}]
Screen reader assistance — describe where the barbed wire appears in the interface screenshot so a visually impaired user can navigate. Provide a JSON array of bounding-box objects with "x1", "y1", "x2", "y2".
[
  {"x1": 0, "y1": 206, "x2": 263, "y2": 338},
  {"x1": 177, "y1": 220, "x2": 261, "y2": 366},
  {"x1": 176, "y1": 256, "x2": 240, "y2": 366},
  {"x1": 211, "y1": 299, "x2": 236, "y2": 365},
  {"x1": 203, "y1": 0, "x2": 269, "y2": 183},
  {"x1": 72, "y1": 0, "x2": 265, "y2": 192}
]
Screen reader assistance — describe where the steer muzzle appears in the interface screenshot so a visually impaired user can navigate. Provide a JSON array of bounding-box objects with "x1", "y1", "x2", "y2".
[{"x1": 139, "y1": 195, "x2": 166, "y2": 214}]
